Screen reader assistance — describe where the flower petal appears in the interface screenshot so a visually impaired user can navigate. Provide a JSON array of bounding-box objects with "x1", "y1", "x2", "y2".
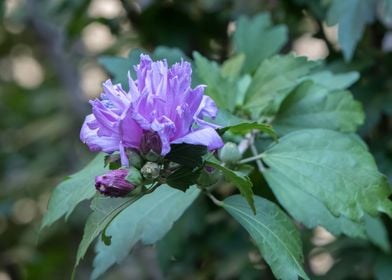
[{"x1": 171, "y1": 127, "x2": 223, "y2": 150}]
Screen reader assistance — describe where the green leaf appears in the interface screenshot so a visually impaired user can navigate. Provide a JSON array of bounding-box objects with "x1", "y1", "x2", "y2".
[
  {"x1": 232, "y1": 13, "x2": 288, "y2": 73},
  {"x1": 99, "y1": 49, "x2": 143, "y2": 87},
  {"x1": 207, "y1": 160, "x2": 255, "y2": 213},
  {"x1": 42, "y1": 154, "x2": 107, "y2": 229},
  {"x1": 243, "y1": 55, "x2": 319, "y2": 118},
  {"x1": 272, "y1": 81, "x2": 364, "y2": 135},
  {"x1": 75, "y1": 195, "x2": 137, "y2": 268},
  {"x1": 193, "y1": 52, "x2": 237, "y2": 111},
  {"x1": 152, "y1": 46, "x2": 190, "y2": 65},
  {"x1": 262, "y1": 129, "x2": 392, "y2": 222},
  {"x1": 223, "y1": 122, "x2": 277, "y2": 140},
  {"x1": 303, "y1": 70, "x2": 360, "y2": 90},
  {"x1": 92, "y1": 185, "x2": 200, "y2": 279},
  {"x1": 166, "y1": 167, "x2": 201, "y2": 191},
  {"x1": 209, "y1": 110, "x2": 277, "y2": 139},
  {"x1": 263, "y1": 166, "x2": 367, "y2": 239},
  {"x1": 223, "y1": 195, "x2": 309, "y2": 280},
  {"x1": 166, "y1": 144, "x2": 207, "y2": 168},
  {"x1": 221, "y1": 54, "x2": 245, "y2": 78},
  {"x1": 364, "y1": 215, "x2": 390, "y2": 252},
  {"x1": 326, "y1": 0, "x2": 375, "y2": 61}
]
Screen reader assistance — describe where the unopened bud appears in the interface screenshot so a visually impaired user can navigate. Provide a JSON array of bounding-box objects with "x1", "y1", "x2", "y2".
[
  {"x1": 197, "y1": 166, "x2": 222, "y2": 187},
  {"x1": 95, "y1": 169, "x2": 135, "y2": 197},
  {"x1": 141, "y1": 162, "x2": 160, "y2": 180},
  {"x1": 126, "y1": 149, "x2": 143, "y2": 169},
  {"x1": 126, "y1": 166, "x2": 143, "y2": 186},
  {"x1": 140, "y1": 131, "x2": 162, "y2": 161},
  {"x1": 218, "y1": 142, "x2": 241, "y2": 164}
]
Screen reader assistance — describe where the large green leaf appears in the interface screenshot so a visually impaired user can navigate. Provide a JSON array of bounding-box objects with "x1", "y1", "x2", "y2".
[
  {"x1": 262, "y1": 129, "x2": 392, "y2": 222},
  {"x1": 243, "y1": 55, "x2": 319, "y2": 118},
  {"x1": 303, "y1": 70, "x2": 359, "y2": 90},
  {"x1": 264, "y1": 168, "x2": 366, "y2": 239},
  {"x1": 91, "y1": 185, "x2": 200, "y2": 279},
  {"x1": 193, "y1": 52, "x2": 237, "y2": 111},
  {"x1": 232, "y1": 13, "x2": 288, "y2": 73},
  {"x1": 223, "y1": 195, "x2": 309, "y2": 280},
  {"x1": 75, "y1": 195, "x2": 138, "y2": 268},
  {"x1": 272, "y1": 81, "x2": 364, "y2": 135},
  {"x1": 42, "y1": 154, "x2": 107, "y2": 229},
  {"x1": 207, "y1": 160, "x2": 255, "y2": 213},
  {"x1": 327, "y1": 0, "x2": 375, "y2": 61}
]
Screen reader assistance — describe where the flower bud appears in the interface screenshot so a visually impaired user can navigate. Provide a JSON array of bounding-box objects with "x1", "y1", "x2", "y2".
[
  {"x1": 218, "y1": 142, "x2": 241, "y2": 164},
  {"x1": 197, "y1": 166, "x2": 222, "y2": 187},
  {"x1": 126, "y1": 166, "x2": 144, "y2": 186},
  {"x1": 141, "y1": 162, "x2": 160, "y2": 180},
  {"x1": 126, "y1": 149, "x2": 143, "y2": 169},
  {"x1": 95, "y1": 169, "x2": 134, "y2": 197},
  {"x1": 140, "y1": 131, "x2": 162, "y2": 161}
]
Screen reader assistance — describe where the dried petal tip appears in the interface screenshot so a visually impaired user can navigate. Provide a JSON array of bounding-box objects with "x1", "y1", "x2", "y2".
[{"x1": 95, "y1": 169, "x2": 134, "y2": 197}]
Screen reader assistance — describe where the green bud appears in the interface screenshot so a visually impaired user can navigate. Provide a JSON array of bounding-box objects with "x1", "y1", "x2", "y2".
[
  {"x1": 218, "y1": 142, "x2": 241, "y2": 164},
  {"x1": 125, "y1": 166, "x2": 144, "y2": 186},
  {"x1": 197, "y1": 167, "x2": 222, "y2": 187},
  {"x1": 141, "y1": 162, "x2": 160, "y2": 180},
  {"x1": 126, "y1": 149, "x2": 143, "y2": 169}
]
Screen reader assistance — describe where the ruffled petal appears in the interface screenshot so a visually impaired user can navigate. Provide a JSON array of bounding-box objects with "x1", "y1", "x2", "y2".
[
  {"x1": 171, "y1": 127, "x2": 223, "y2": 150},
  {"x1": 80, "y1": 115, "x2": 120, "y2": 153}
]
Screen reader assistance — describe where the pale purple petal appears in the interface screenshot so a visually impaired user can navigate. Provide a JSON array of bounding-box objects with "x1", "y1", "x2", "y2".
[{"x1": 172, "y1": 127, "x2": 224, "y2": 150}]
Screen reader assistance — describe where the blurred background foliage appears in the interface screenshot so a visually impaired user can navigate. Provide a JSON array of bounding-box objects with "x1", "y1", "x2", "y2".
[{"x1": 0, "y1": 0, "x2": 391, "y2": 279}]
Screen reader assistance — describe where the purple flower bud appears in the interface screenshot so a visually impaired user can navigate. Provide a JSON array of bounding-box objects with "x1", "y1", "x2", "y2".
[
  {"x1": 140, "y1": 131, "x2": 162, "y2": 160},
  {"x1": 95, "y1": 169, "x2": 134, "y2": 197}
]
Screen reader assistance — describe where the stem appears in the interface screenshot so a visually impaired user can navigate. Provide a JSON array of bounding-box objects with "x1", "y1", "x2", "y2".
[
  {"x1": 239, "y1": 153, "x2": 265, "y2": 164},
  {"x1": 205, "y1": 191, "x2": 224, "y2": 207},
  {"x1": 251, "y1": 144, "x2": 266, "y2": 172}
]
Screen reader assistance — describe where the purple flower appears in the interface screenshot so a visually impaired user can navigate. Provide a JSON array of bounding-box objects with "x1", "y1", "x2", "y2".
[
  {"x1": 95, "y1": 169, "x2": 134, "y2": 197},
  {"x1": 80, "y1": 54, "x2": 223, "y2": 166}
]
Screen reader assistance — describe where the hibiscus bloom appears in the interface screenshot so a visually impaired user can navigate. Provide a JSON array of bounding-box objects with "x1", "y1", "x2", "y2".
[{"x1": 80, "y1": 54, "x2": 223, "y2": 166}]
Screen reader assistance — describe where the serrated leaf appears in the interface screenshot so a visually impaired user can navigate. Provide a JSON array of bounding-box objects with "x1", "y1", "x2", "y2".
[
  {"x1": 233, "y1": 13, "x2": 288, "y2": 73},
  {"x1": 221, "y1": 54, "x2": 245, "y2": 78},
  {"x1": 193, "y1": 52, "x2": 237, "y2": 111},
  {"x1": 326, "y1": 0, "x2": 375, "y2": 61},
  {"x1": 75, "y1": 195, "x2": 137, "y2": 268},
  {"x1": 304, "y1": 70, "x2": 359, "y2": 90},
  {"x1": 264, "y1": 167, "x2": 367, "y2": 239},
  {"x1": 223, "y1": 195, "x2": 309, "y2": 280},
  {"x1": 272, "y1": 81, "x2": 364, "y2": 135},
  {"x1": 207, "y1": 160, "x2": 255, "y2": 213},
  {"x1": 92, "y1": 185, "x2": 200, "y2": 279},
  {"x1": 244, "y1": 55, "x2": 319, "y2": 118},
  {"x1": 262, "y1": 129, "x2": 392, "y2": 222},
  {"x1": 166, "y1": 143, "x2": 207, "y2": 168},
  {"x1": 99, "y1": 49, "x2": 143, "y2": 88},
  {"x1": 42, "y1": 154, "x2": 107, "y2": 230}
]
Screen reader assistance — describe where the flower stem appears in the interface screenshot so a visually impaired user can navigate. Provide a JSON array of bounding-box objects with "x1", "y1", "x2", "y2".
[
  {"x1": 205, "y1": 191, "x2": 223, "y2": 207},
  {"x1": 239, "y1": 153, "x2": 265, "y2": 164}
]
